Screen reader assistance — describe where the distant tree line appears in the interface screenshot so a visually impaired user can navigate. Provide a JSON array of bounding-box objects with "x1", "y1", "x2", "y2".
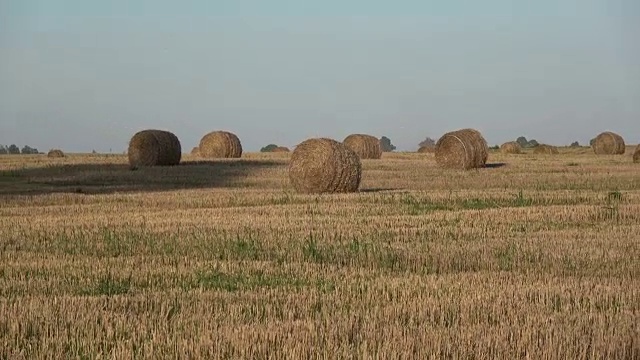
[
  {"x1": 0, "y1": 144, "x2": 41, "y2": 155},
  {"x1": 260, "y1": 144, "x2": 279, "y2": 152},
  {"x1": 259, "y1": 136, "x2": 397, "y2": 153},
  {"x1": 515, "y1": 136, "x2": 539, "y2": 148},
  {"x1": 417, "y1": 135, "x2": 592, "y2": 151}
]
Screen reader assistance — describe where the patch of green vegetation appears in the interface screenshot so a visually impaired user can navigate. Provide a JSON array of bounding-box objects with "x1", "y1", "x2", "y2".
[
  {"x1": 0, "y1": 170, "x2": 23, "y2": 182},
  {"x1": 225, "y1": 237, "x2": 262, "y2": 260},
  {"x1": 79, "y1": 272, "x2": 132, "y2": 296},
  {"x1": 375, "y1": 251, "x2": 408, "y2": 272},
  {"x1": 494, "y1": 243, "x2": 517, "y2": 271},
  {"x1": 348, "y1": 238, "x2": 366, "y2": 255},
  {"x1": 460, "y1": 198, "x2": 499, "y2": 210},
  {"x1": 606, "y1": 190, "x2": 623, "y2": 202},
  {"x1": 400, "y1": 194, "x2": 451, "y2": 215},
  {"x1": 511, "y1": 190, "x2": 534, "y2": 207},
  {"x1": 192, "y1": 268, "x2": 310, "y2": 292},
  {"x1": 302, "y1": 237, "x2": 325, "y2": 263},
  {"x1": 269, "y1": 192, "x2": 296, "y2": 206}
]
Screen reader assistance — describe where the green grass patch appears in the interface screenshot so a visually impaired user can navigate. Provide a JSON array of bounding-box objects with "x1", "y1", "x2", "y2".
[
  {"x1": 79, "y1": 272, "x2": 132, "y2": 296},
  {"x1": 192, "y1": 268, "x2": 312, "y2": 292}
]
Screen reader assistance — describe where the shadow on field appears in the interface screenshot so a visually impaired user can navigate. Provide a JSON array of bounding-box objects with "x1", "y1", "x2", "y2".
[
  {"x1": 484, "y1": 162, "x2": 507, "y2": 169},
  {"x1": 359, "y1": 187, "x2": 405, "y2": 193},
  {"x1": 0, "y1": 159, "x2": 286, "y2": 196}
]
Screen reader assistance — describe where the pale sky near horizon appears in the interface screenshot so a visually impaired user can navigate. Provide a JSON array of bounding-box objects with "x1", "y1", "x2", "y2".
[{"x1": 1, "y1": 1, "x2": 639, "y2": 152}]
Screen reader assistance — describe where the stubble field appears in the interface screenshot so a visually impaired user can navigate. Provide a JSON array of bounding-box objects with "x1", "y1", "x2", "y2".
[{"x1": 0, "y1": 147, "x2": 639, "y2": 359}]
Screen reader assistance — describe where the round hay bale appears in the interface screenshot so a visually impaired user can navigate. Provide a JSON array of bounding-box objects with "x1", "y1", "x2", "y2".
[
  {"x1": 533, "y1": 144, "x2": 559, "y2": 155},
  {"x1": 500, "y1": 141, "x2": 521, "y2": 154},
  {"x1": 289, "y1": 138, "x2": 362, "y2": 194},
  {"x1": 272, "y1": 146, "x2": 290, "y2": 152},
  {"x1": 191, "y1": 146, "x2": 200, "y2": 156},
  {"x1": 128, "y1": 129, "x2": 182, "y2": 168},
  {"x1": 633, "y1": 145, "x2": 640, "y2": 163},
  {"x1": 343, "y1": 134, "x2": 382, "y2": 159},
  {"x1": 434, "y1": 128, "x2": 489, "y2": 169},
  {"x1": 592, "y1": 131, "x2": 626, "y2": 155},
  {"x1": 199, "y1": 131, "x2": 242, "y2": 158},
  {"x1": 467, "y1": 128, "x2": 489, "y2": 164},
  {"x1": 47, "y1": 149, "x2": 65, "y2": 158},
  {"x1": 417, "y1": 145, "x2": 435, "y2": 154}
]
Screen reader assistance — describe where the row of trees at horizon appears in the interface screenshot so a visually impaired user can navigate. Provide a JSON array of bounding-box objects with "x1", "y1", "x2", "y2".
[
  {"x1": 0, "y1": 135, "x2": 601, "y2": 156},
  {"x1": 261, "y1": 136, "x2": 397, "y2": 152},
  {"x1": 0, "y1": 144, "x2": 41, "y2": 155},
  {"x1": 418, "y1": 136, "x2": 592, "y2": 149}
]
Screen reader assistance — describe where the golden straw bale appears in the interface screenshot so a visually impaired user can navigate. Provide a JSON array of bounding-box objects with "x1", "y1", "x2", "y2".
[
  {"x1": 343, "y1": 134, "x2": 382, "y2": 159},
  {"x1": 199, "y1": 131, "x2": 242, "y2": 158},
  {"x1": 500, "y1": 141, "x2": 521, "y2": 154},
  {"x1": 289, "y1": 138, "x2": 362, "y2": 194},
  {"x1": 592, "y1": 131, "x2": 626, "y2": 155},
  {"x1": 47, "y1": 149, "x2": 65, "y2": 158},
  {"x1": 128, "y1": 129, "x2": 182, "y2": 168},
  {"x1": 533, "y1": 144, "x2": 559, "y2": 155},
  {"x1": 434, "y1": 128, "x2": 488, "y2": 169}
]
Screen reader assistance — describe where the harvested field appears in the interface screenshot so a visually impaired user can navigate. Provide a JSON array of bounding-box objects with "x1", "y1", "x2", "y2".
[{"x1": 0, "y1": 149, "x2": 638, "y2": 359}]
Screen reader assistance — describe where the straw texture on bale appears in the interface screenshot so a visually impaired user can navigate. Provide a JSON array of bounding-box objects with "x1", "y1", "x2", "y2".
[
  {"x1": 533, "y1": 144, "x2": 559, "y2": 155},
  {"x1": 289, "y1": 138, "x2": 362, "y2": 194},
  {"x1": 417, "y1": 145, "x2": 435, "y2": 154},
  {"x1": 272, "y1": 146, "x2": 290, "y2": 152},
  {"x1": 128, "y1": 129, "x2": 182, "y2": 168},
  {"x1": 47, "y1": 149, "x2": 65, "y2": 158},
  {"x1": 633, "y1": 145, "x2": 640, "y2": 163},
  {"x1": 434, "y1": 128, "x2": 489, "y2": 169},
  {"x1": 343, "y1": 134, "x2": 382, "y2": 159},
  {"x1": 191, "y1": 146, "x2": 200, "y2": 155},
  {"x1": 500, "y1": 141, "x2": 521, "y2": 154},
  {"x1": 592, "y1": 131, "x2": 626, "y2": 155},
  {"x1": 199, "y1": 131, "x2": 242, "y2": 158}
]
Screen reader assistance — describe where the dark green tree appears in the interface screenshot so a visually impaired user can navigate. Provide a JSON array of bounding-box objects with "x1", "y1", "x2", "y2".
[
  {"x1": 516, "y1": 136, "x2": 528, "y2": 148},
  {"x1": 379, "y1": 136, "x2": 396, "y2": 152},
  {"x1": 570, "y1": 141, "x2": 580, "y2": 148},
  {"x1": 0, "y1": 145, "x2": 7, "y2": 155},
  {"x1": 260, "y1": 144, "x2": 278, "y2": 152},
  {"x1": 7, "y1": 144, "x2": 20, "y2": 154},
  {"x1": 21, "y1": 145, "x2": 39, "y2": 154},
  {"x1": 527, "y1": 139, "x2": 539, "y2": 148},
  {"x1": 418, "y1": 137, "x2": 436, "y2": 148}
]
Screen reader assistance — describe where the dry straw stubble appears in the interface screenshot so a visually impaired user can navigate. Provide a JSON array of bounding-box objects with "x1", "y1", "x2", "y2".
[
  {"x1": 199, "y1": 131, "x2": 242, "y2": 159},
  {"x1": 533, "y1": 144, "x2": 559, "y2": 155},
  {"x1": 127, "y1": 129, "x2": 182, "y2": 168},
  {"x1": 500, "y1": 141, "x2": 521, "y2": 154},
  {"x1": 343, "y1": 134, "x2": 382, "y2": 159},
  {"x1": 289, "y1": 138, "x2": 361, "y2": 194},
  {"x1": 435, "y1": 128, "x2": 489, "y2": 169},
  {"x1": 592, "y1": 131, "x2": 626, "y2": 155},
  {"x1": 47, "y1": 149, "x2": 65, "y2": 158}
]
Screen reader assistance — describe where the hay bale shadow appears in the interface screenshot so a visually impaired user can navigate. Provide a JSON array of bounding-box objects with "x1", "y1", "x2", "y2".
[
  {"x1": 0, "y1": 159, "x2": 285, "y2": 196},
  {"x1": 359, "y1": 187, "x2": 405, "y2": 193},
  {"x1": 483, "y1": 162, "x2": 507, "y2": 169}
]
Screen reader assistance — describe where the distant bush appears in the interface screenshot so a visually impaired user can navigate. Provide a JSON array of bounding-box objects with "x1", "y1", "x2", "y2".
[{"x1": 260, "y1": 144, "x2": 278, "y2": 152}]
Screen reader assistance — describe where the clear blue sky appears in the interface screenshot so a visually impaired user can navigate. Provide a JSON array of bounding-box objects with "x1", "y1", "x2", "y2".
[{"x1": 1, "y1": 0, "x2": 639, "y2": 152}]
